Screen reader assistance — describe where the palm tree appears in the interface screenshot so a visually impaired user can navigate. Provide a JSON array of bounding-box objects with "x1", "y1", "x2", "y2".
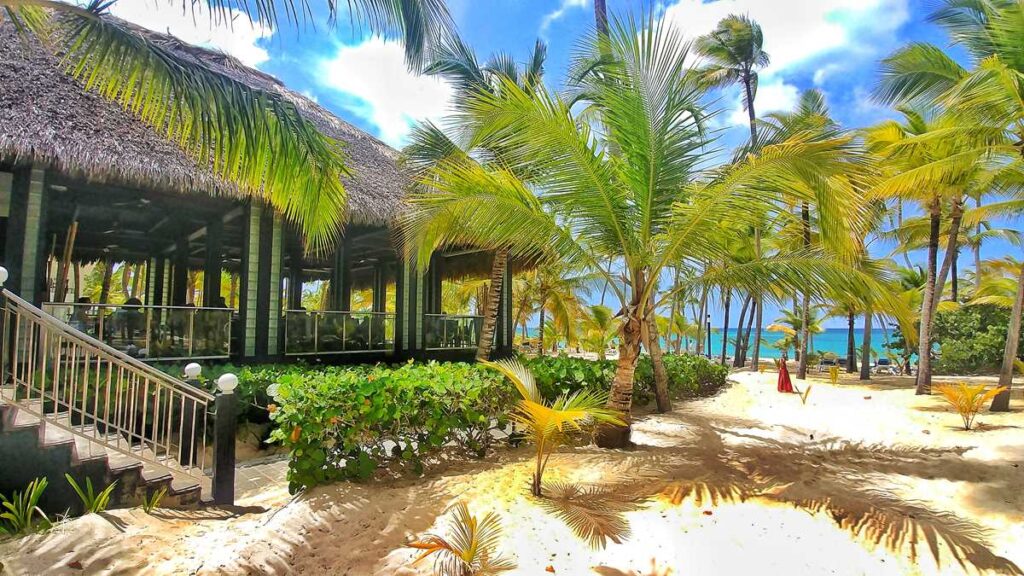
[
  {"x1": 528, "y1": 266, "x2": 593, "y2": 356},
  {"x1": 696, "y1": 14, "x2": 770, "y2": 371},
  {"x1": 2, "y1": 0, "x2": 451, "y2": 248},
  {"x1": 865, "y1": 107, "x2": 999, "y2": 394},
  {"x1": 969, "y1": 258, "x2": 1024, "y2": 411},
  {"x1": 401, "y1": 33, "x2": 548, "y2": 360},
  {"x1": 405, "y1": 13, "x2": 878, "y2": 447},
  {"x1": 580, "y1": 305, "x2": 619, "y2": 360},
  {"x1": 875, "y1": 0, "x2": 1024, "y2": 405}
]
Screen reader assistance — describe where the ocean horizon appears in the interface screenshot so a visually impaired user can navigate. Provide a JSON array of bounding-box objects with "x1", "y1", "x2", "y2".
[{"x1": 524, "y1": 327, "x2": 895, "y2": 360}]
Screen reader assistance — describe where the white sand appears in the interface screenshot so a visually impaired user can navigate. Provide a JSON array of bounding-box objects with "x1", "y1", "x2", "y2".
[{"x1": 2, "y1": 369, "x2": 1021, "y2": 575}]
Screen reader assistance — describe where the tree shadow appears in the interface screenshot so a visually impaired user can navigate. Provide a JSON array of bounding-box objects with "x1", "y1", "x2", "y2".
[{"x1": 548, "y1": 410, "x2": 1021, "y2": 575}]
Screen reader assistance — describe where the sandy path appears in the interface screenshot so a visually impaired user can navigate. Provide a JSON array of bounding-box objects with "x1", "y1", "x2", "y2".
[{"x1": 2, "y1": 370, "x2": 1022, "y2": 575}]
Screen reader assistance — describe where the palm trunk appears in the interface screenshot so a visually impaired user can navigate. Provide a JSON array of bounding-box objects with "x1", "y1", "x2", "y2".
[
  {"x1": 668, "y1": 267, "x2": 680, "y2": 355},
  {"x1": 847, "y1": 312, "x2": 858, "y2": 373},
  {"x1": 695, "y1": 285, "x2": 708, "y2": 356},
  {"x1": 740, "y1": 298, "x2": 756, "y2": 366},
  {"x1": 990, "y1": 264, "x2": 1024, "y2": 411},
  {"x1": 860, "y1": 306, "x2": 873, "y2": 381},
  {"x1": 642, "y1": 303, "x2": 672, "y2": 413},
  {"x1": 974, "y1": 195, "x2": 982, "y2": 294},
  {"x1": 732, "y1": 294, "x2": 751, "y2": 367},
  {"x1": 537, "y1": 297, "x2": 546, "y2": 357},
  {"x1": 596, "y1": 307, "x2": 642, "y2": 449},
  {"x1": 594, "y1": 0, "x2": 608, "y2": 35},
  {"x1": 951, "y1": 246, "x2": 959, "y2": 302},
  {"x1": 229, "y1": 274, "x2": 238, "y2": 309},
  {"x1": 73, "y1": 262, "x2": 81, "y2": 301},
  {"x1": 720, "y1": 289, "x2": 731, "y2": 366},
  {"x1": 99, "y1": 260, "x2": 113, "y2": 304},
  {"x1": 121, "y1": 264, "x2": 131, "y2": 299},
  {"x1": 476, "y1": 249, "x2": 508, "y2": 361},
  {"x1": 916, "y1": 200, "x2": 942, "y2": 395},
  {"x1": 798, "y1": 203, "x2": 811, "y2": 379},
  {"x1": 931, "y1": 198, "x2": 963, "y2": 319}
]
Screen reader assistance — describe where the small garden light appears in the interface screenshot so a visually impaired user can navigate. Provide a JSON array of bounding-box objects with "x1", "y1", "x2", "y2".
[
  {"x1": 0, "y1": 266, "x2": 7, "y2": 287},
  {"x1": 184, "y1": 363, "x2": 202, "y2": 380},
  {"x1": 217, "y1": 373, "x2": 238, "y2": 394}
]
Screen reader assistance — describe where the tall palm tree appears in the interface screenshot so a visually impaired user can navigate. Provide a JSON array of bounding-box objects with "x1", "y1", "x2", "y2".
[
  {"x1": 401, "y1": 33, "x2": 548, "y2": 360},
  {"x1": 404, "y1": 12, "x2": 878, "y2": 447},
  {"x1": 970, "y1": 257, "x2": 1024, "y2": 411},
  {"x1": 875, "y1": 0, "x2": 1024, "y2": 406},
  {"x1": 865, "y1": 108, "x2": 998, "y2": 394},
  {"x1": 696, "y1": 14, "x2": 770, "y2": 371},
  {"x1": 3, "y1": 0, "x2": 451, "y2": 248}
]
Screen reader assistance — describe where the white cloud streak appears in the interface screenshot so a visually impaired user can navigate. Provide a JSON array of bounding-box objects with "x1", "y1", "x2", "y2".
[
  {"x1": 318, "y1": 38, "x2": 454, "y2": 146},
  {"x1": 108, "y1": 0, "x2": 273, "y2": 67}
]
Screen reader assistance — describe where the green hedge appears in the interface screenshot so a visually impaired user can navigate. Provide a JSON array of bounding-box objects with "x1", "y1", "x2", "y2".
[
  {"x1": 524, "y1": 353, "x2": 727, "y2": 404},
  {"x1": 265, "y1": 361, "x2": 513, "y2": 492},
  {"x1": 165, "y1": 354, "x2": 726, "y2": 493}
]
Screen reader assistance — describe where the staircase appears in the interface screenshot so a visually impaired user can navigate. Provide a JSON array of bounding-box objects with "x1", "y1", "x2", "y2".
[{"x1": 0, "y1": 280, "x2": 216, "y2": 513}]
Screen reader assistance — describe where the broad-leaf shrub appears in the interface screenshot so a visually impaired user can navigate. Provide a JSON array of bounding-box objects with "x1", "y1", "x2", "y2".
[
  {"x1": 267, "y1": 361, "x2": 514, "y2": 492},
  {"x1": 525, "y1": 353, "x2": 727, "y2": 403}
]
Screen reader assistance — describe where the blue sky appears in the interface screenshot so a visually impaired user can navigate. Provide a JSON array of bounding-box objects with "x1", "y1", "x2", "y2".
[{"x1": 111, "y1": 0, "x2": 1020, "y2": 328}]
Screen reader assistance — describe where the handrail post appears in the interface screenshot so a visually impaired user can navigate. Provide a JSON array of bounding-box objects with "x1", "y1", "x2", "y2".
[
  {"x1": 180, "y1": 362, "x2": 201, "y2": 467},
  {"x1": 213, "y1": 373, "x2": 238, "y2": 505}
]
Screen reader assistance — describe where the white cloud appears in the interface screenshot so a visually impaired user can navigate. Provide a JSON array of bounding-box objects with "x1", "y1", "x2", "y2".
[
  {"x1": 318, "y1": 39, "x2": 454, "y2": 146},
  {"x1": 728, "y1": 79, "x2": 799, "y2": 125},
  {"x1": 663, "y1": 0, "x2": 909, "y2": 77},
  {"x1": 108, "y1": 0, "x2": 273, "y2": 67},
  {"x1": 541, "y1": 0, "x2": 588, "y2": 34}
]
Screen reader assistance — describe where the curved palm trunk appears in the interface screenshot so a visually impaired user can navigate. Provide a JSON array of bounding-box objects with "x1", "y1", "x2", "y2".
[
  {"x1": 752, "y1": 294, "x2": 763, "y2": 369},
  {"x1": 916, "y1": 201, "x2": 942, "y2": 395},
  {"x1": 732, "y1": 294, "x2": 751, "y2": 367},
  {"x1": 596, "y1": 310, "x2": 641, "y2": 448},
  {"x1": 991, "y1": 263, "x2": 1024, "y2": 412},
  {"x1": 476, "y1": 249, "x2": 508, "y2": 361},
  {"x1": 929, "y1": 199, "x2": 963, "y2": 321},
  {"x1": 846, "y1": 312, "x2": 858, "y2": 373},
  {"x1": 642, "y1": 303, "x2": 672, "y2": 413},
  {"x1": 99, "y1": 259, "x2": 113, "y2": 304},
  {"x1": 860, "y1": 306, "x2": 873, "y2": 380}
]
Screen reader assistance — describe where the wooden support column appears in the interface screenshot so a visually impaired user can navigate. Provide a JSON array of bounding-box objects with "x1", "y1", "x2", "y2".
[
  {"x1": 396, "y1": 253, "x2": 421, "y2": 358},
  {"x1": 4, "y1": 167, "x2": 48, "y2": 304},
  {"x1": 171, "y1": 237, "x2": 188, "y2": 306},
  {"x1": 372, "y1": 265, "x2": 386, "y2": 313},
  {"x1": 425, "y1": 255, "x2": 442, "y2": 314},
  {"x1": 329, "y1": 236, "x2": 352, "y2": 311},
  {"x1": 287, "y1": 266, "x2": 303, "y2": 310},
  {"x1": 495, "y1": 263, "x2": 514, "y2": 356},
  {"x1": 202, "y1": 219, "x2": 223, "y2": 307},
  {"x1": 239, "y1": 203, "x2": 261, "y2": 358},
  {"x1": 266, "y1": 213, "x2": 283, "y2": 357}
]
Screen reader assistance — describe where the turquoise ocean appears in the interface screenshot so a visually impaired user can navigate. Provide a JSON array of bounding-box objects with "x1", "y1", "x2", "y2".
[{"x1": 531, "y1": 328, "x2": 894, "y2": 360}]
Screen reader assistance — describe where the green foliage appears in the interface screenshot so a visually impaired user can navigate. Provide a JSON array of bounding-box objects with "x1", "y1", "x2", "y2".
[
  {"x1": 932, "y1": 305, "x2": 1022, "y2": 374},
  {"x1": 524, "y1": 354, "x2": 727, "y2": 405},
  {"x1": 0, "y1": 478, "x2": 51, "y2": 536},
  {"x1": 266, "y1": 361, "x2": 514, "y2": 493},
  {"x1": 485, "y1": 359, "x2": 624, "y2": 497},
  {"x1": 65, "y1": 474, "x2": 116, "y2": 514},
  {"x1": 407, "y1": 502, "x2": 516, "y2": 576},
  {"x1": 141, "y1": 488, "x2": 167, "y2": 514}
]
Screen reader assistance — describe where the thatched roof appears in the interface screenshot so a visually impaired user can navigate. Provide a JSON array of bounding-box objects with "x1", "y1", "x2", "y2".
[{"x1": 0, "y1": 19, "x2": 407, "y2": 226}]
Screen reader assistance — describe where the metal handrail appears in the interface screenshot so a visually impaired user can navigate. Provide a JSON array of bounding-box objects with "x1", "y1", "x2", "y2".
[
  {"x1": 26, "y1": 296, "x2": 213, "y2": 400},
  {"x1": 1, "y1": 288, "x2": 214, "y2": 480}
]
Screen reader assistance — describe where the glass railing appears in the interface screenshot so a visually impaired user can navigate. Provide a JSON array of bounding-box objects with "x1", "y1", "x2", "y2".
[
  {"x1": 41, "y1": 302, "x2": 232, "y2": 361},
  {"x1": 424, "y1": 314, "x2": 483, "y2": 350},
  {"x1": 284, "y1": 310, "x2": 395, "y2": 356}
]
